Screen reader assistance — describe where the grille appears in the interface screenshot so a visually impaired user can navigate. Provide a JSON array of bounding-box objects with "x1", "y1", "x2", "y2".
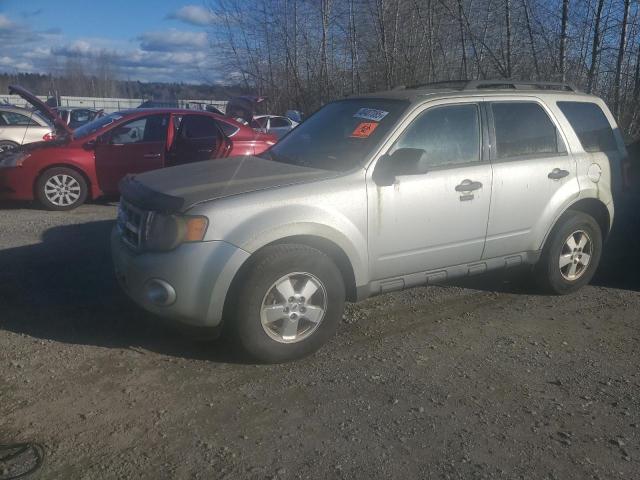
[{"x1": 117, "y1": 200, "x2": 151, "y2": 250}]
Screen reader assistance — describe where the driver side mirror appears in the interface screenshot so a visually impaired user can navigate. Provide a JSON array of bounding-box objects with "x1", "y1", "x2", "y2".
[{"x1": 372, "y1": 148, "x2": 428, "y2": 186}]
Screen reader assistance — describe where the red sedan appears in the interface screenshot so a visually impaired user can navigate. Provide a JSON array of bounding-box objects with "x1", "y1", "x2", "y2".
[{"x1": 0, "y1": 86, "x2": 277, "y2": 210}]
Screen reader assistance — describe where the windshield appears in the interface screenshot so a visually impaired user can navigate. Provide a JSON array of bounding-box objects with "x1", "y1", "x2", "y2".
[
  {"x1": 261, "y1": 98, "x2": 409, "y2": 171},
  {"x1": 73, "y1": 112, "x2": 124, "y2": 139}
]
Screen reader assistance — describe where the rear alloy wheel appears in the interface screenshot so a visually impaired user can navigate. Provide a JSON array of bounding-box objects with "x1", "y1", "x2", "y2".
[
  {"x1": 535, "y1": 211, "x2": 602, "y2": 294},
  {"x1": 558, "y1": 230, "x2": 593, "y2": 281},
  {"x1": 0, "y1": 141, "x2": 19, "y2": 154},
  {"x1": 36, "y1": 167, "x2": 88, "y2": 211},
  {"x1": 229, "y1": 244, "x2": 345, "y2": 363}
]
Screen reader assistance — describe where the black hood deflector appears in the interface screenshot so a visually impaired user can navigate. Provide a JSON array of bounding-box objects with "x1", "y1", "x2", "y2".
[{"x1": 119, "y1": 156, "x2": 337, "y2": 213}]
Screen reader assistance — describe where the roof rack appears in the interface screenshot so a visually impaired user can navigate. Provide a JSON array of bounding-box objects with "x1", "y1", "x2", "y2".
[
  {"x1": 395, "y1": 79, "x2": 578, "y2": 93},
  {"x1": 464, "y1": 80, "x2": 578, "y2": 92}
]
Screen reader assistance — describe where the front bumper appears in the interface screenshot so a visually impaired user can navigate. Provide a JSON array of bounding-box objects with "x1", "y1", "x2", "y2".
[
  {"x1": 0, "y1": 166, "x2": 33, "y2": 200},
  {"x1": 111, "y1": 228, "x2": 250, "y2": 327}
]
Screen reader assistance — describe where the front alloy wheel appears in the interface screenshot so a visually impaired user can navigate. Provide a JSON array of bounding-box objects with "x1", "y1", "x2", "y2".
[
  {"x1": 36, "y1": 167, "x2": 88, "y2": 211},
  {"x1": 260, "y1": 272, "x2": 328, "y2": 343},
  {"x1": 44, "y1": 174, "x2": 82, "y2": 207},
  {"x1": 229, "y1": 244, "x2": 345, "y2": 363}
]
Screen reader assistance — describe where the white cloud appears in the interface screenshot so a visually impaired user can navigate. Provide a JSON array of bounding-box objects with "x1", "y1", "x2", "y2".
[
  {"x1": 0, "y1": 15, "x2": 14, "y2": 29},
  {"x1": 138, "y1": 29, "x2": 209, "y2": 52},
  {"x1": 0, "y1": 13, "x2": 219, "y2": 83},
  {"x1": 167, "y1": 5, "x2": 218, "y2": 27}
]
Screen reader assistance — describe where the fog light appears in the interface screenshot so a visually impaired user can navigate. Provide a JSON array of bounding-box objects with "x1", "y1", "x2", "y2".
[{"x1": 143, "y1": 279, "x2": 176, "y2": 306}]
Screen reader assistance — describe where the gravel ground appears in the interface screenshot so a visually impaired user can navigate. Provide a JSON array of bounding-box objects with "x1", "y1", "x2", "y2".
[{"x1": 0, "y1": 195, "x2": 639, "y2": 480}]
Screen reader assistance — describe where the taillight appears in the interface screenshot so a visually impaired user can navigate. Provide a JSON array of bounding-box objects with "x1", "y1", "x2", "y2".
[{"x1": 42, "y1": 133, "x2": 56, "y2": 142}]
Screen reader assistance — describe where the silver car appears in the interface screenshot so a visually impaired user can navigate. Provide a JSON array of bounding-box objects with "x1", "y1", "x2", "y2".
[
  {"x1": 0, "y1": 106, "x2": 54, "y2": 153},
  {"x1": 251, "y1": 115, "x2": 298, "y2": 139},
  {"x1": 112, "y1": 80, "x2": 626, "y2": 363}
]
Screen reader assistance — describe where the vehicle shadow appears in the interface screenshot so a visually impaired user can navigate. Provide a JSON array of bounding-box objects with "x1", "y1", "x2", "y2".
[
  {"x1": 1, "y1": 196, "x2": 638, "y2": 361},
  {"x1": 590, "y1": 193, "x2": 640, "y2": 292},
  {"x1": 451, "y1": 192, "x2": 640, "y2": 294},
  {"x1": 0, "y1": 220, "x2": 245, "y2": 363}
]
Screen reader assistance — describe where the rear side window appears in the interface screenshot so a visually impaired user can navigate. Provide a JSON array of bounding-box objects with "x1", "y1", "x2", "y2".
[
  {"x1": 557, "y1": 101, "x2": 616, "y2": 152},
  {"x1": 491, "y1": 102, "x2": 565, "y2": 159},
  {"x1": 391, "y1": 104, "x2": 481, "y2": 168},
  {"x1": 0, "y1": 111, "x2": 39, "y2": 126}
]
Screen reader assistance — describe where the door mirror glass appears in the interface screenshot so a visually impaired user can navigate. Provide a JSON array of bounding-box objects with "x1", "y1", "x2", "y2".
[{"x1": 372, "y1": 148, "x2": 428, "y2": 186}]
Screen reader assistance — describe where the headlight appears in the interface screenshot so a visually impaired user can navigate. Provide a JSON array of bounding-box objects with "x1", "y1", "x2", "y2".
[
  {"x1": 144, "y1": 213, "x2": 208, "y2": 252},
  {"x1": 0, "y1": 152, "x2": 30, "y2": 168}
]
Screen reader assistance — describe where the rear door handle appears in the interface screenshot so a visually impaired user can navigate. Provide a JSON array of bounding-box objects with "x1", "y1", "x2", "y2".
[
  {"x1": 143, "y1": 153, "x2": 162, "y2": 159},
  {"x1": 548, "y1": 168, "x2": 569, "y2": 180},
  {"x1": 455, "y1": 179, "x2": 483, "y2": 192}
]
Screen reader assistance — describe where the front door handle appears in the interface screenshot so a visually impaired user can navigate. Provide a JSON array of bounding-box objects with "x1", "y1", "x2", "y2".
[
  {"x1": 455, "y1": 179, "x2": 483, "y2": 192},
  {"x1": 143, "y1": 153, "x2": 162, "y2": 159},
  {"x1": 548, "y1": 168, "x2": 569, "y2": 180}
]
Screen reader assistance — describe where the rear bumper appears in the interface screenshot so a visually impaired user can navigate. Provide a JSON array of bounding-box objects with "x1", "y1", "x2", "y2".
[{"x1": 111, "y1": 228, "x2": 250, "y2": 327}]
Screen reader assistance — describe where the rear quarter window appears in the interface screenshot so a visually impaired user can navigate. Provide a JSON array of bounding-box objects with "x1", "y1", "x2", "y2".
[
  {"x1": 218, "y1": 120, "x2": 240, "y2": 137},
  {"x1": 557, "y1": 101, "x2": 617, "y2": 153}
]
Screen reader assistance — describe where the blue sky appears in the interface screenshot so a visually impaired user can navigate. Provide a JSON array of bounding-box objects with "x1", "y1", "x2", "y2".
[{"x1": 0, "y1": 1, "x2": 221, "y2": 83}]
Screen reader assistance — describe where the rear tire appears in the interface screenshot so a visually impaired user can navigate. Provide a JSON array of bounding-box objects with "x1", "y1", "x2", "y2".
[
  {"x1": 36, "y1": 167, "x2": 88, "y2": 211},
  {"x1": 534, "y1": 211, "x2": 602, "y2": 294},
  {"x1": 228, "y1": 244, "x2": 345, "y2": 363}
]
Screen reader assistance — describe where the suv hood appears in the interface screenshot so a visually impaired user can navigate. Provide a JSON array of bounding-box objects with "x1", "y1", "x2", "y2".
[
  {"x1": 120, "y1": 155, "x2": 338, "y2": 213},
  {"x1": 8, "y1": 85, "x2": 72, "y2": 137}
]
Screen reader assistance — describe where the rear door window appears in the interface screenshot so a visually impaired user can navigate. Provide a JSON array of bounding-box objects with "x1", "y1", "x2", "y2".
[
  {"x1": 491, "y1": 102, "x2": 566, "y2": 159},
  {"x1": 557, "y1": 101, "x2": 617, "y2": 152},
  {"x1": 179, "y1": 115, "x2": 220, "y2": 140},
  {"x1": 270, "y1": 117, "x2": 291, "y2": 128}
]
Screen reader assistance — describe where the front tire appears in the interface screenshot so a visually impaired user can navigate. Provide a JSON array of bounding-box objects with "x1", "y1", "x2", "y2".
[
  {"x1": 0, "y1": 140, "x2": 19, "y2": 154},
  {"x1": 36, "y1": 167, "x2": 88, "y2": 211},
  {"x1": 229, "y1": 244, "x2": 345, "y2": 363},
  {"x1": 535, "y1": 211, "x2": 602, "y2": 294}
]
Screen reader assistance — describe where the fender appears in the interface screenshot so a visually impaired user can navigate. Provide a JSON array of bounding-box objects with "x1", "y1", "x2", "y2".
[
  {"x1": 208, "y1": 202, "x2": 369, "y2": 287},
  {"x1": 538, "y1": 193, "x2": 612, "y2": 251},
  {"x1": 35, "y1": 159, "x2": 101, "y2": 198}
]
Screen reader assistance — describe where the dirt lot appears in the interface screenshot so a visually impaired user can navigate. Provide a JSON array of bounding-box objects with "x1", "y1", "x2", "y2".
[{"x1": 1, "y1": 195, "x2": 639, "y2": 480}]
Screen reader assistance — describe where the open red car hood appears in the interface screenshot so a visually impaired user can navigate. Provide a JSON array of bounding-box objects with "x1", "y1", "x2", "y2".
[{"x1": 8, "y1": 85, "x2": 73, "y2": 137}]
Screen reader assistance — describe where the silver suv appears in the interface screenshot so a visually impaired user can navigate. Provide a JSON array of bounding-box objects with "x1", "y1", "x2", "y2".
[{"x1": 112, "y1": 80, "x2": 626, "y2": 362}]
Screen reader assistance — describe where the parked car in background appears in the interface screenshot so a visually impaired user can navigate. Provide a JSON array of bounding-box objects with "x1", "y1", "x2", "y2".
[
  {"x1": 54, "y1": 107, "x2": 104, "y2": 130},
  {"x1": 285, "y1": 110, "x2": 304, "y2": 123},
  {"x1": 251, "y1": 115, "x2": 299, "y2": 139},
  {"x1": 0, "y1": 105, "x2": 55, "y2": 153},
  {"x1": 112, "y1": 80, "x2": 627, "y2": 363},
  {"x1": 0, "y1": 85, "x2": 276, "y2": 210},
  {"x1": 226, "y1": 95, "x2": 266, "y2": 125}
]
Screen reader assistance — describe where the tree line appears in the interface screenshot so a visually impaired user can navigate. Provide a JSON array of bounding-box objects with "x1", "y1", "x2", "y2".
[
  {"x1": 209, "y1": 0, "x2": 640, "y2": 138},
  {"x1": 0, "y1": 61, "x2": 249, "y2": 104}
]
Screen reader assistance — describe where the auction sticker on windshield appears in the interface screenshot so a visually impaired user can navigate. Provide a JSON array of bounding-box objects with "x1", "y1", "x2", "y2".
[
  {"x1": 350, "y1": 122, "x2": 379, "y2": 138},
  {"x1": 353, "y1": 108, "x2": 389, "y2": 122}
]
